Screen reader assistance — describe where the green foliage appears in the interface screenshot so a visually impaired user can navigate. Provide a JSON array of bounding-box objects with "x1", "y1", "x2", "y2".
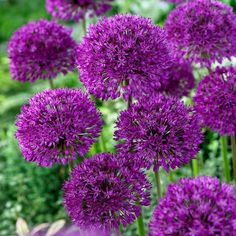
[
  {"x1": 0, "y1": 0, "x2": 49, "y2": 43},
  {"x1": 0, "y1": 125, "x2": 68, "y2": 236}
]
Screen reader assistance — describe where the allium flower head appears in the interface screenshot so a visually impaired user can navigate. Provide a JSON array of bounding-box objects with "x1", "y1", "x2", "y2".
[
  {"x1": 8, "y1": 19, "x2": 77, "y2": 82},
  {"x1": 194, "y1": 66, "x2": 236, "y2": 136},
  {"x1": 159, "y1": 59, "x2": 195, "y2": 98},
  {"x1": 149, "y1": 176, "x2": 236, "y2": 236},
  {"x1": 46, "y1": 0, "x2": 113, "y2": 22},
  {"x1": 16, "y1": 88, "x2": 102, "y2": 166},
  {"x1": 165, "y1": 0, "x2": 236, "y2": 67},
  {"x1": 77, "y1": 14, "x2": 172, "y2": 100},
  {"x1": 63, "y1": 153, "x2": 151, "y2": 231},
  {"x1": 115, "y1": 94, "x2": 203, "y2": 171}
]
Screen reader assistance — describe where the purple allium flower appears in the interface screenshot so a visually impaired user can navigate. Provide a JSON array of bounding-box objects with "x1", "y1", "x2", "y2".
[
  {"x1": 76, "y1": 14, "x2": 172, "y2": 100},
  {"x1": 115, "y1": 94, "x2": 203, "y2": 171},
  {"x1": 8, "y1": 19, "x2": 77, "y2": 82},
  {"x1": 149, "y1": 176, "x2": 236, "y2": 236},
  {"x1": 159, "y1": 59, "x2": 195, "y2": 98},
  {"x1": 194, "y1": 66, "x2": 236, "y2": 136},
  {"x1": 63, "y1": 153, "x2": 151, "y2": 231},
  {"x1": 165, "y1": 0, "x2": 236, "y2": 67},
  {"x1": 46, "y1": 0, "x2": 113, "y2": 22},
  {"x1": 16, "y1": 88, "x2": 102, "y2": 166}
]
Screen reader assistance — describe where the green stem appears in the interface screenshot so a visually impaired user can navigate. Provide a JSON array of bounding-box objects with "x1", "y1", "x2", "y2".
[
  {"x1": 136, "y1": 211, "x2": 145, "y2": 236},
  {"x1": 82, "y1": 17, "x2": 86, "y2": 35},
  {"x1": 128, "y1": 95, "x2": 132, "y2": 108},
  {"x1": 154, "y1": 170, "x2": 161, "y2": 200},
  {"x1": 231, "y1": 136, "x2": 236, "y2": 183},
  {"x1": 69, "y1": 160, "x2": 74, "y2": 172},
  {"x1": 119, "y1": 224, "x2": 123, "y2": 235},
  {"x1": 49, "y1": 79, "x2": 54, "y2": 89},
  {"x1": 221, "y1": 136, "x2": 231, "y2": 182},
  {"x1": 99, "y1": 131, "x2": 107, "y2": 152},
  {"x1": 169, "y1": 170, "x2": 174, "y2": 182},
  {"x1": 192, "y1": 159, "x2": 199, "y2": 177}
]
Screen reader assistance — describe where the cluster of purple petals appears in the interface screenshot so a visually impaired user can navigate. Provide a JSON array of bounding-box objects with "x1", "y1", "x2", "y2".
[
  {"x1": 115, "y1": 94, "x2": 203, "y2": 171},
  {"x1": 46, "y1": 0, "x2": 113, "y2": 22},
  {"x1": 194, "y1": 66, "x2": 236, "y2": 136},
  {"x1": 165, "y1": 0, "x2": 236, "y2": 67},
  {"x1": 76, "y1": 14, "x2": 172, "y2": 100},
  {"x1": 159, "y1": 59, "x2": 195, "y2": 98},
  {"x1": 63, "y1": 153, "x2": 151, "y2": 231},
  {"x1": 16, "y1": 88, "x2": 102, "y2": 166},
  {"x1": 149, "y1": 176, "x2": 236, "y2": 236},
  {"x1": 8, "y1": 19, "x2": 77, "y2": 82}
]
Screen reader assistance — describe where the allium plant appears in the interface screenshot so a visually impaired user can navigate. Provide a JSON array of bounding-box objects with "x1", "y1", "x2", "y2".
[
  {"x1": 165, "y1": 0, "x2": 236, "y2": 67},
  {"x1": 149, "y1": 176, "x2": 236, "y2": 236},
  {"x1": 63, "y1": 153, "x2": 151, "y2": 231},
  {"x1": 16, "y1": 88, "x2": 102, "y2": 166},
  {"x1": 194, "y1": 66, "x2": 236, "y2": 136},
  {"x1": 159, "y1": 59, "x2": 195, "y2": 98},
  {"x1": 76, "y1": 14, "x2": 172, "y2": 100},
  {"x1": 8, "y1": 19, "x2": 77, "y2": 82},
  {"x1": 46, "y1": 0, "x2": 113, "y2": 22},
  {"x1": 115, "y1": 94, "x2": 203, "y2": 171}
]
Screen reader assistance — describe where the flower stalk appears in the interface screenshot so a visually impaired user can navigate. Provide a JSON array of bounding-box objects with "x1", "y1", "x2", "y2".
[
  {"x1": 231, "y1": 136, "x2": 236, "y2": 183},
  {"x1": 221, "y1": 136, "x2": 231, "y2": 182},
  {"x1": 82, "y1": 17, "x2": 86, "y2": 35},
  {"x1": 192, "y1": 159, "x2": 199, "y2": 177},
  {"x1": 136, "y1": 212, "x2": 145, "y2": 236},
  {"x1": 49, "y1": 79, "x2": 54, "y2": 89},
  {"x1": 154, "y1": 170, "x2": 161, "y2": 200}
]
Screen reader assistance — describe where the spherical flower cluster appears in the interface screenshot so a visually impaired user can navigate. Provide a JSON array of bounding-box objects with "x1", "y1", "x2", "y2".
[
  {"x1": 159, "y1": 59, "x2": 195, "y2": 98},
  {"x1": 165, "y1": 0, "x2": 236, "y2": 67},
  {"x1": 149, "y1": 176, "x2": 236, "y2": 236},
  {"x1": 63, "y1": 153, "x2": 151, "y2": 231},
  {"x1": 77, "y1": 14, "x2": 172, "y2": 100},
  {"x1": 8, "y1": 19, "x2": 77, "y2": 82},
  {"x1": 46, "y1": 0, "x2": 113, "y2": 22},
  {"x1": 194, "y1": 66, "x2": 236, "y2": 136},
  {"x1": 115, "y1": 94, "x2": 203, "y2": 171},
  {"x1": 16, "y1": 89, "x2": 102, "y2": 166}
]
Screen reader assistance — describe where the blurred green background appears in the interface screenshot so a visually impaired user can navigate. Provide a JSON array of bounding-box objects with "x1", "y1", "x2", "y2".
[{"x1": 0, "y1": 0, "x2": 235, "y2": 235}]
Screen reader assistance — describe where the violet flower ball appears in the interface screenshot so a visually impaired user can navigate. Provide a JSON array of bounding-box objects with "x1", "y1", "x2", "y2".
[
  {"x1": 16, "y1": 88, "x2": 102, "y2": 166},
  {"x1": 8, "y1": 19, "x2": 77, "y2": 82},
  {"x1": 165, "y1": 0, "x2": 236, "y2": 67},
  {"x1": 46, "y1": 0, "x2": 113, "y2": 22},
  {"x1": 115, "y1": 94, "x2": 203, "y2": 171},
  {"x1": 159, "y1": 59, "x2": 195, "y2": 98},
  {"x1": 194, "y1": 66, "x2": 236, "y2": 136},
  {"x1": 63, "y1": 153, "x2": 151, "y2": 231},
  {"x1": 149, "y1": 176, "x2": 236, "y2": 236},
  {"x1": 77, "y1": 14, "x2": 172, "y2": 100}
]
